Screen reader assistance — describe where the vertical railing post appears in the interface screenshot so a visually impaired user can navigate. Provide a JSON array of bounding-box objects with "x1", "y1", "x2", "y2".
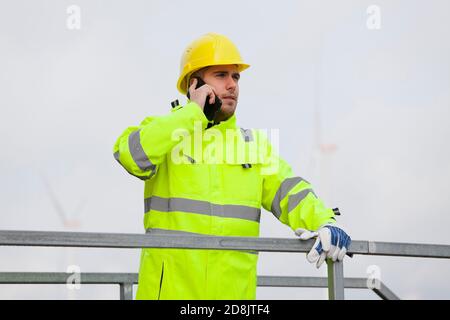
[
  {"x1": 119, "y1": 283, "x2": 133, "y2": 300},
  {"x1": 327, "y1": 259, "x2": 345, "y2": 300}
]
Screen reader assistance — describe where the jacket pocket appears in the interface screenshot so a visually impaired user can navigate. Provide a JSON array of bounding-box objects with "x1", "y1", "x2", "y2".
[
  {"x1": 167, "y1": 152, "x2": 210, "y2": 197},
  {"x1": 221, "y1": 159, "x2": 263, "y2": 205}
]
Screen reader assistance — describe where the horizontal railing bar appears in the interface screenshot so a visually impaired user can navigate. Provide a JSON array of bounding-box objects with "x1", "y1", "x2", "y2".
[
  {"x1": 0, "y1": 273, "x2": 399, "y2": 300},
  {"x1": 0, "y1": 272, "x2": 138, "y2": 284},
  {"x1": 0, "y1": 230, "x2": 449, "y2": 258},
  {"x1": 364, "y1": 241, "x2": 450, "y2": 258},
  {"x1": 0, "y1": 230, "x2": 315, "y2": 251},
  {"x1": 0, "y1": 272, "x2": 369, "y2": 287},
  {"x1": 0, "y1": 272, "x2": 367, "y2": 288},
  {"x1": 257, "y1": 276, "x2": 399, "y2": 300}
]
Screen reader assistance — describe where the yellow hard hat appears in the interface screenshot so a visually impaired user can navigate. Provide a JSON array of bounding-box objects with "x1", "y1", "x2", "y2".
[{"x1": 177, "y1": 33, "x2": 250, "y2": 95}]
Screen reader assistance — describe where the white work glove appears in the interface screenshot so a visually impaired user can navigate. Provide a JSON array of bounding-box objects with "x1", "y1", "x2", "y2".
[{"x1": 295, "y1": 224, "x2": 352, "y2": 268}]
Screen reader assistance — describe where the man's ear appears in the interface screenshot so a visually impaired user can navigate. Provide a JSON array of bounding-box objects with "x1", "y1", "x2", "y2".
[
  {"x1": 186, "y1": 77, "x2": 195, "y2": 96},
  {"x1": 190, "y1": 76, "x2": 203, "y2": 85}
]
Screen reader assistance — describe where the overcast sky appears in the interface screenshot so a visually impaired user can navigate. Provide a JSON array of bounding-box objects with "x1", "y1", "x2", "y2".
[{"x1": 0, "y1": 0, "x2": 449, "y2": 299}]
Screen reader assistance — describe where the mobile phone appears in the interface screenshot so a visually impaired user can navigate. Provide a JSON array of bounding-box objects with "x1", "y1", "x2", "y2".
[{"x1": 186, "y1": 77, "x2": 222, "y2": 121}]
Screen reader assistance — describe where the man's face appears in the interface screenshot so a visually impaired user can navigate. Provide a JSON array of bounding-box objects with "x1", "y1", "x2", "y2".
[{"x1": 202, "y1": 64, "x2": 240, "y2": 121}]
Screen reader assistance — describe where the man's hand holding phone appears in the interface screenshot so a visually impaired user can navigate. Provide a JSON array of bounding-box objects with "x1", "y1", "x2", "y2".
[
  {"x1": 187, "y1": 77, "x2": 223, "y2": 121},
  {"x1": 188, "y1": 78, "x2": 217, "y2": 111}
]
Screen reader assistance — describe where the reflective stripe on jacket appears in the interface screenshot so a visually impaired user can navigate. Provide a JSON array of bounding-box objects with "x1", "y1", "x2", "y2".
[{"x1": 113, "y1": 102, "x2": 336, "y2": 299}]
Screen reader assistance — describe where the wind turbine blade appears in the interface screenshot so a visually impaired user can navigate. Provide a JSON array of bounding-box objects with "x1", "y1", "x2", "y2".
[{"x1": 40, "y1": 173, "x2": 68, "y2": 225}]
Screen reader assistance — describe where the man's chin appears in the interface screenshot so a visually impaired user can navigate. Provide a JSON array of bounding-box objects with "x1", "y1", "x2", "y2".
[
  {"x1": 221, "y1": 101, "x2": 237, "y2": 113},
  {"x1": 215, "y1": 104, "x2": 236, "y2": 122}
]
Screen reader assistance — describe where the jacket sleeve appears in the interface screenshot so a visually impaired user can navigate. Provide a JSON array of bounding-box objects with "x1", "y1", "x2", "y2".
[
  {"x1": 113, "y1": 102, "x2": 208, "y2": 180},
  {"x1": 258, "y1": 132, "x2": 336, "y2": 232}
]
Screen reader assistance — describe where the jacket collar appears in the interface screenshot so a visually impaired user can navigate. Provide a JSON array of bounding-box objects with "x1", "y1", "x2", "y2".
[{"x1": 207, "y1": 113, "x2": 237, "y2": 131}]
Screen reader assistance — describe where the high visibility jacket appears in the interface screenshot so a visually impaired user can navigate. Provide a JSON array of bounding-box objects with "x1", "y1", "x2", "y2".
[{"x1": 113, "y1": 102, "x2": 336, "y2": 300}]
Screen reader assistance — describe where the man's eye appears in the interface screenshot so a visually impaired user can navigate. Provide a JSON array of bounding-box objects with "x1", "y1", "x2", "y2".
[
  {"x1": 216, "y1": 73, "x2": 226, "y2": 78},
  {"x1": 233, "y1": 75, "x2": 240, "y2": 81}
]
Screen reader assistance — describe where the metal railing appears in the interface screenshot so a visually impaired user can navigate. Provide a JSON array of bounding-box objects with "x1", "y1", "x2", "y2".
[
  {"x1": 0, "y1": 272, "x2": 399, "y2": 300},
  {"x1": 1, "y1": 230, "x2": 450, "y2": 300}
]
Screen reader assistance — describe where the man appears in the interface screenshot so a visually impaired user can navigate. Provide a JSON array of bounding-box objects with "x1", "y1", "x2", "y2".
[{"x1": 113, "y1": 33, "x2": 351, "y2": 300}]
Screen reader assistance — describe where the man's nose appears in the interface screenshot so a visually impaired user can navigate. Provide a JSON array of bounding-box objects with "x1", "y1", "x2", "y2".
[{"x1": 225, "y1": 76, "x2": 237, "y2": 91}]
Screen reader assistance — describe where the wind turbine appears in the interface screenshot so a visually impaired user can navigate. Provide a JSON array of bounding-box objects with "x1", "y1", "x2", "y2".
[
  {"x1": 308, "y1": 43, "x2": 338, "y2": 204},
  {"x1": 41, "y1": 173, "x2": 84, "y2": 299}
]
